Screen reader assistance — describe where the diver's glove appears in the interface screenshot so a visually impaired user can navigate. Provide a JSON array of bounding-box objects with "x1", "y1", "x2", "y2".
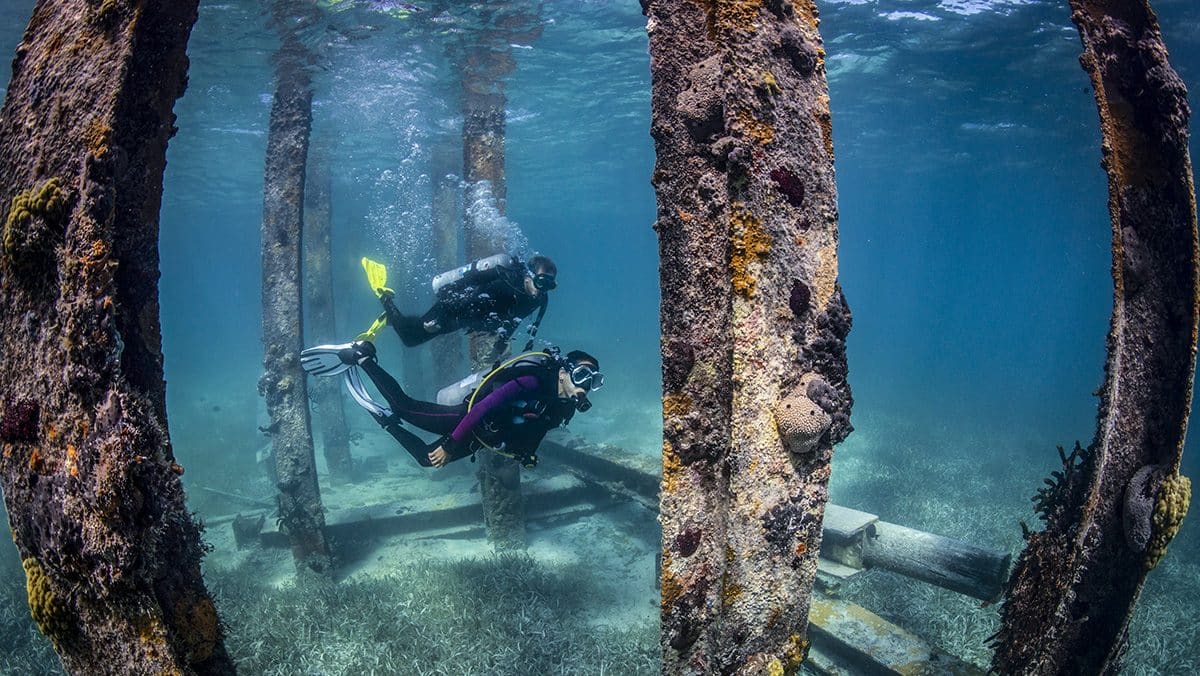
[{"x1": 344, "y1": 340, "x2": 377, "y2": 365}]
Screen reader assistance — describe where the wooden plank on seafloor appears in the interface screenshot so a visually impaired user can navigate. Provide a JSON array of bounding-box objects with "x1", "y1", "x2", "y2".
[
  {"x1": 822, "y1": 503, "x2": 879, "y2": 540},
  {"x1": 539, "y1": 432, "x2": 661, "y2": 509},
  {"x1": 258, "y1": 481, "x2": 602, "y2": 547},
  {"x1": 806, "y1": 592, "x2": 984, "y2": 675}
]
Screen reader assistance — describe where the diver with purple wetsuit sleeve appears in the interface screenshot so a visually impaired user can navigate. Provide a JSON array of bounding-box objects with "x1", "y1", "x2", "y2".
[{"x1": 300, "y1": 340, "x2": 604, "y2": 469}]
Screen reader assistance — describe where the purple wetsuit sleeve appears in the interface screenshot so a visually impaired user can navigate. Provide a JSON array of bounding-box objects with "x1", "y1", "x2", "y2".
[{"x1": 449, "y1": 375, "x2": 541, "y2": 446}]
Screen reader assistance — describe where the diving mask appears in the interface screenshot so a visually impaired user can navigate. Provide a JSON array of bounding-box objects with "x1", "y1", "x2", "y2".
[
  {"x1": 569, "y1": 363, "x2": 604, "y2": 392},
  {"x1": 533, "y1": 272, "x2": 557, "y2": 291}
]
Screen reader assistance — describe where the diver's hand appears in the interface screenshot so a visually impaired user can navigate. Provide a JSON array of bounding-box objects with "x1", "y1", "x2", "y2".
[{"x1": 428, "y1": 446, "x2": 450, "y2": 468}]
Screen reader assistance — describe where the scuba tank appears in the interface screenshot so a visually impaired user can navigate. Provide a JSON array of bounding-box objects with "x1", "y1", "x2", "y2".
[
  {"x1": 431, "y1": 253, "x2": 518, "y2": 295},
  {"x1": 436, "y1": 370, "x2": 487, "y2": 406},
  {"x1": 434, "y1": 350, "x2": 557, "y2": 406}
]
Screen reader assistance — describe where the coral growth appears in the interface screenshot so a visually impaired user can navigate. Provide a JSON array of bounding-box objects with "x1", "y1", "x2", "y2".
[
  {"x1": 697, "y1": 0, "x2": 765, "y2": 39},
  {"x1": 82, "y1": 117, "x2": 113, "y2": 158},
  {"x1": 22, "y1": 557, "x2": 73, "y2": 646},
  {"x1": 762, "y1": 492, "x2": 820, "y2": 568},
  {"x1": 736, "y1": 109, "x2": 774, "y2": 145},
  {"x1": 1147, "y1": 473, "x2": 1190, "y2": 569},
  {"x1": 0, "y1": 398, "x2": 40, "y2": 444},
  {"x1": 1032, "y1": 441, "x2": 1092, "y2": 525},
  {"x1": 3, "y1": 178, "x2": 71, "y2": 277},
  {"x1": 662, "y1": 339, "x2": 696, "y2": 393},
  {"x1": 678, "y1": 56, "x2": 725, "y2": 144},
  {"x1": 731, "y1": 206, "x2": 772, "y2": 297},
  {"x1": 173, "y1": 595, "x2": 220, "y2": 663},
  {"x1": 775, "y1": 374, "x2": 831, "y2": 454},
  {"x1": 675, "y1": 527, "x2": 702, "y2": 557},
  {"x1": 769, "y1": 167, "x2": 806, "y2": 207},
  {"x1": 788, "y1": 280, "x2": 811, "y2": 320},
  {"x1": 663, "y1": 393, "x2": 694, "y2": 418}
]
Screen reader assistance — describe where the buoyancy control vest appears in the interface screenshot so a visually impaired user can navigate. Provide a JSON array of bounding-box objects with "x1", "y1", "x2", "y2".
[{"x1": 436, "y1": 351, "x2": 572, "y2": 466}]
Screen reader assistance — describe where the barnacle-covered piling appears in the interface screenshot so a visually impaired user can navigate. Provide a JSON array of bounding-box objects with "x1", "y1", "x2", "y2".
[
  {"x1": 992, "y1": 0, "x2": 1198, "y2": 672},
  {"x1": 646, "y1": 0, "x2": 852, "y2": 672},
  {"x1": 0, "y1": 0, "x2": 234, "y2": 672},
  {"x1": 458, "y1": 42, "x2": 523, "y2": 550},
  {"x1": 456, "y1": 8, "x2": 543, "y2": 551},
  {"x1": 260, "y1": 0, "x2": 331, "y2": 574}
]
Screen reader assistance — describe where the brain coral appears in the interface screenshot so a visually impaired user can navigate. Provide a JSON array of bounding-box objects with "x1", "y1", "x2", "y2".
[
  {"x1": 775, "y1": 374, "x2": 831, "y2": 454},
  {"x1": 23, "y1": 557, "x2": 73, "y2": 645},
  {"x1": 1147, "y1": 472, "x2": 1191, "y2": 569}
]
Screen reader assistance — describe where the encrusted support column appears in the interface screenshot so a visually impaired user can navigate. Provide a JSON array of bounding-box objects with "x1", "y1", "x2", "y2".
[
  {"x1": 461, "y1": 44, "x2": 513, "y2": 370},
  {"x1": 458, "y1": 18, "x2": 535, "y2": 552},
  {"x1": 647, "y1": 1, "x2": 852, "y2": 674},
  {"x1": 992, "y1": 1, "x2": 1197, "y2": 673},
  {"x1": 0, "y1": 1, "x2": 234, "y2": 672},
  {"x1": 303, "y1": 142, "x2": 354, "y2": 484},
  {"x1": 259, "y1": 2, "x2": 331, "y2": 575}
]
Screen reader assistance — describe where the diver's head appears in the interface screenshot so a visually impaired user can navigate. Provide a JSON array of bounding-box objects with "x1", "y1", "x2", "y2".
[
  {"x1": 556, "y1": 350, "x2": 603, "y2": 411},
  {"x1": 526, "y1": 254, "x2": 558, "y2": 293}
]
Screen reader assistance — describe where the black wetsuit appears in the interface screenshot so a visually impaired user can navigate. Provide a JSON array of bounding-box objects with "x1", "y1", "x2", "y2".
[
  {"x1": 357, "y1": 355, "x2": 573, "y2": 468},
  {"x1": 384, "y1": 264, "x2": 548, "y2": 350}
]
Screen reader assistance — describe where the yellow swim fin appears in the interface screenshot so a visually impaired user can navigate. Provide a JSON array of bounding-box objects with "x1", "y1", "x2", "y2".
[
  {"x1": 356, "y1": 313, "x2": 389, "y2": 343},
  {"x1": 361, "y1": 257, "x2": 393, "y2": 298}
]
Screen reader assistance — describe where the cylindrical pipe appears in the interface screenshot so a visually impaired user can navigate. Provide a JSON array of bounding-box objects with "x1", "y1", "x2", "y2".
[{"x1": 862, "y1": 521, "x2": 1011, "y2": 602}]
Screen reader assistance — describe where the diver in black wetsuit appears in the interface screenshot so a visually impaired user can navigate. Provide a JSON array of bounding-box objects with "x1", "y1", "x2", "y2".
[
  {"x1": 381, "y1": 254, "x2": 557, "y2": 353},
  {"x1": 300, "y1": 340, "x2": 603, "y2": 469}
]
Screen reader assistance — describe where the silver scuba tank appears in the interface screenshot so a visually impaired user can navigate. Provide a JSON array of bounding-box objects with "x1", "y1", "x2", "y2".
[
  {"x1": 434, "y1": 351, "x2": 552, "y2": 406},
  {"x1": 431, "y1": 253, "x2": 517, "y2": 295},
  {"x1": 436, "y1": 369, "x2": 488, "y2": 406}
]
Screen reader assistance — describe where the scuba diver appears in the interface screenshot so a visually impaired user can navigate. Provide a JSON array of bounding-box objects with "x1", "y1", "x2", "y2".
[
  {"x1": 361, "y1": 253, "x2": 557, "y2": 355},
  {"x1": 299, "y1": 340, "x2": 603, "y2": 469}
]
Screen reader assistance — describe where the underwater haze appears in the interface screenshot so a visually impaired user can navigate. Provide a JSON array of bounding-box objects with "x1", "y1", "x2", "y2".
[{"x1": 1, "y1": 0, "x2": 1200, "y2": 673}]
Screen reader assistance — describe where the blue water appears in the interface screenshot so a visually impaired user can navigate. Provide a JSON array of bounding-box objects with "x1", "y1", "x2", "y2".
[{"x1": 1, "y1": 0, "x2": 1199, "y2": 672}]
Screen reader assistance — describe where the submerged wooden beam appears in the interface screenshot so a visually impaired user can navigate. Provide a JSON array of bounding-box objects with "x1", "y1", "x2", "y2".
[
  {"x1": 646, "y1": 1, "x2": 852, "y2": 672},
  {"x1": 993, "y1": 0, "x2": 1197, "y2": 672},
  {"x1": 260, "y1": 2, "x2": 331, "y2": 575},
  {"x1": 806, "y1": 592, "x2": 982, "y2": 675},
  {"x1": 258, "y1": 481, "x2": 598, "y2": 547},
  {"x1": 859, "y1": 521, "x2": 1011, "y2": 602},
  {"x1": 456, "y1": 12, "x2": 540, "y2": 550},
  {"x1": 0, "y1": 1, "x2": 234, "y2": 672},
  {"x1": 303, "y1": 141, "x2": 354, "y2": 483}
]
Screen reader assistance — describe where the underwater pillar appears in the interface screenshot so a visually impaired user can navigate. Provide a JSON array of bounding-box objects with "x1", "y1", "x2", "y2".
[
  {"x1": 992, "y1": 1, "x2": 1197, "y2": 673},
  {"x1": 0, "y1": 1, "x2": 235, "y2": 672},
  {"x1": 461, "y1": 45, "x2": 513, "y2": 370},
  {"x1": 460, "y1": 44, "x2": 526, "y2": 550},
  {"x1": 431, "y1": 139, "x2": 464, "y2": 384},
  {"x1": 259, "y1": 8, "x2": 332, "y2": 575},
  {"x1": 303, "y1": 142, "x2": 354, "y2": 484},
  {"x1": 645, "y1": 1, "x2": 853, "y2": 673}
]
